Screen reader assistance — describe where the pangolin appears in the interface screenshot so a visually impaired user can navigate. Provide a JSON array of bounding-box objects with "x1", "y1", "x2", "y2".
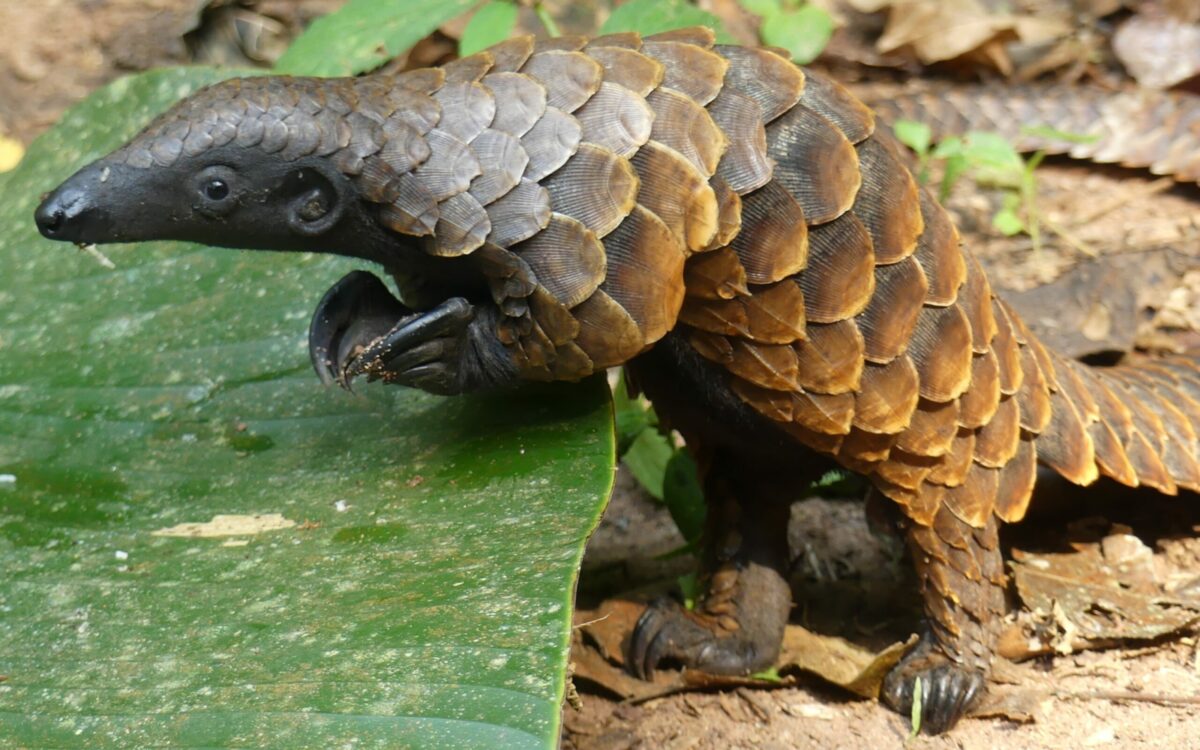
[{"x1": 34, "y1": 29, "x2": 1200, "y2": 734}]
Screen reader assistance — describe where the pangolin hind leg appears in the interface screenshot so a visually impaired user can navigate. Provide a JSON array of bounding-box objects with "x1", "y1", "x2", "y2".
[
  {"x1": 881, "y1": 503, "x2": 1006, "y2": 733},
  {"x1": 625, "y1": 333, "x2": 832, "y2": 678},
  {"x1": 629, "y1": 451, "x2": 795, "y2": 678}
]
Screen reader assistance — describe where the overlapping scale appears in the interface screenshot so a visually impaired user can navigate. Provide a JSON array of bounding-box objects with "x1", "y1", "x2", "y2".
[
  {"x1": 585, "y1": 46, "x2": 664, "y2": 97},
  {"x1": 641, "y1": 40, "x2": 728, "y2": 105},
  {"x1": 541, "y1": 144, "x2": 638, "y2": 237},
  {"x1": 512, "y1": 214, "x2": 606, "y2": 307},
  {"x1": 599, "y1": 205, "x2": 687, "y2": 346},
  {"x1": 575, "y1": 82, "x2": 655, "y2": 157},
  {"x1": 630, "y1": 141, "x2": 719, "y2": 251},
  {"x1": 483, "y1": 72, "x2": 546, "y2": 137},
  {"x1": 646, "y1": 88, "x2": 728, "y2": 177},
  {"x1": 520, "y1": 51, "x2": 603, "y2": 113},
  {"x1": 765, "y1": 103, "x2": 861, "y2": 225}
]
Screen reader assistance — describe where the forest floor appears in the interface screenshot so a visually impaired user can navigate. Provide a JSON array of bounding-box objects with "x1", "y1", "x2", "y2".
[{"x1": 4, "y1": 2, "x2": 1198, "y2": 749}]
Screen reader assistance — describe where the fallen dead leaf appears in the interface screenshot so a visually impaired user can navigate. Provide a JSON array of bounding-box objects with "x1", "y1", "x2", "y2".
[
  {"x1": 0, "y1": 134, "x2": 23, "y2": 172},
  {"x1": 777, "y1": 626, "x2": 915, "y2": 699},
  {"x1": 151, "y1": 513, "x2": 297, "y2": 538},
  {"x1": 866, "y1": 0, "x2": 1071, "y2": 71},
  {"x1": 970, "y1": 685, "x2": 1049, "y2": 723},
  {"x1": 571, "y1": 598, "x2": 915, "y2": 702},
  {"x1": 1113, "y1": 12, "x2": 1200, "y2": 89},
  {"x1": 1010, "y1": 527, "x2": 1200, "y2": 655}
]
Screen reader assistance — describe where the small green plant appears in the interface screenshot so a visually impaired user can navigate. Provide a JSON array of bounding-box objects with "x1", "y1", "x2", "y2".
[
  {"x1": 749, "y1": 666, "x2": 784, "y2": 682},
  {"x1": 894, "y1": 120, "x2": 1099, "y2": 253},
  {"x1": 741, "y1": 0, "x2": 834, "y2": 64},
  {"x1": 613, "y1": 372, "x2": 707, "y2": 545},
  {"x1": 678, "y1": 571, "x2": 703, "y2": 610},
  {"x1": 906, "y1": 675, "x2": 924, "y2": 740}
]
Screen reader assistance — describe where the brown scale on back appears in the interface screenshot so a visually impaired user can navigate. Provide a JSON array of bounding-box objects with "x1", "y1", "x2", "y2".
[{"x1": 118, "y1": 31, "x2": 1200, "y2": 728}]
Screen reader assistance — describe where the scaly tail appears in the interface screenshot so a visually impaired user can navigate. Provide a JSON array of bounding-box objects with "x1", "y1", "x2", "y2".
[{"x1": 857, "y1": 81, "x2": 1200, "y2": 184}]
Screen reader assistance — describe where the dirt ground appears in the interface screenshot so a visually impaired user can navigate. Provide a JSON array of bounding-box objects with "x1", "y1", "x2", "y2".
[{"x1": 5, "y1": 2, "x2": 1200, "y2": 749}]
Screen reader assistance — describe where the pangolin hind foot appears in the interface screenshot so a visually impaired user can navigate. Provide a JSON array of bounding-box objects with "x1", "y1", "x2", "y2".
[{"x1": 628, "y1": 441, "x2": 797, "y2": 680}]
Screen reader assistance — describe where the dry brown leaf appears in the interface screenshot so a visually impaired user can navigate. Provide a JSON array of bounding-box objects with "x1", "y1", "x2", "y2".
[
  {"x1": 571, "y1": 598, "x2": 915, "y2": 702},
  {"x1": 970, "y1": 685, "x2": 1050, "y2": 723},
  {"x1": 1010, "y1": 529, "x2": 1200, "y2": 655},
  {"x1": 868, "y1": 0, "x2": 1071, "y2": 70},
  {"x1": 778, "y1": 627, "x2": 915, "y2": 699},
  {"x1": 876, "y1": 0, "x2": 1013, "y2": 63},
  {"x1": 1113, "y1": 14, "x2": 1200, "y2": 89}
]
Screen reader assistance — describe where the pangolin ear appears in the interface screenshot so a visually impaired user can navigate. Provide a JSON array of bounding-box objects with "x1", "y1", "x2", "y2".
[{"x1": 283, "y1": 166, "x2": 346, "y2": 237}]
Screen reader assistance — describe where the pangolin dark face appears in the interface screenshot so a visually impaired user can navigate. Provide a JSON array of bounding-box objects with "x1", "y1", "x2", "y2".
[{"x1": 33, "y1": 76, "x2": 418, "y2": 261}]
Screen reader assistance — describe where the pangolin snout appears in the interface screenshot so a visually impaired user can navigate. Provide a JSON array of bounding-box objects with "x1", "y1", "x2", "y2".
[{"x1": 35, "y1": 164, "x2": 114, "y2": 243}]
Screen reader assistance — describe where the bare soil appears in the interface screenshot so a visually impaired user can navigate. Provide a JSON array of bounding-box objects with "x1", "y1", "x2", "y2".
[{"x1": 6, "y1": 2, "x2": 1200, "y2": 748}]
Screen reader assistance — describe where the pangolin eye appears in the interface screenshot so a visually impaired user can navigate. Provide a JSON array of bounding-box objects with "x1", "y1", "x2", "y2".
[{"x1": 203, "y1": 179, "x2": 229, "y2": 201}]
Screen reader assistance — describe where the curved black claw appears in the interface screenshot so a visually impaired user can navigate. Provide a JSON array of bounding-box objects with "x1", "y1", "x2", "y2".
[
  {"x1": 308, "y1": 271, "x2": 483, "y2": 395},
  {"x1": 308, "y1": 271, "x2": 412, "y2": 388},
  {"x1": 881, "y1": 642, "x2": 986, "y2": 735},
  {"x1": 344, "y1": 296, "x2": 475, "y2": 389},
  {"x1": 629, "y1": 598, "x2": 774, "y2": 681}
]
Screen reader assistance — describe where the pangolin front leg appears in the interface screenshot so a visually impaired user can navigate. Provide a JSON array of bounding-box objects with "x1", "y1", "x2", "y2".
[{"x1": 308, "y1": 271, "x2": 516, "y2": 395}]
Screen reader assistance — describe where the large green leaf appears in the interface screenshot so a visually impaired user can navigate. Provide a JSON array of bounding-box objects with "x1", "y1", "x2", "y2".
[
  {"x1": 0, "y1": 67, "x2": 614, "y2": 748},
  {"x1": 275, "y1": 0, "x2": 479, "y2": 77}
]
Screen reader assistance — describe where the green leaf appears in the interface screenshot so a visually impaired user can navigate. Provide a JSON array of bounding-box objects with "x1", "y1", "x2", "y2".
[
  {"x1": 623, "y1": 429, "x2": 674, "y2": 500},
  {"x1": 993, "y1": 202, "x2": 1026, "y2": 236},
  {"x1": 760, "y1": 4, "x2": 834, "y2": 64},
  {"x1": 930, "y1": 135, "x2": 964, "y2": 159},
  {"x1": 961, "y1": 130, "x2": 1025, "y2": 188},
  {"x1": 0, "y1": 67, "x2": 615, "y2": 749},
  {"x1": 460, "y1": 1, "x2": 519, "y2": 56},
  {"x1": 809, "y1": 468, "x2": 866, "y2": 499},
  {"x1": 612, "y1": 371, "x2": 656, "y2": 455},
  {"x1": 893, "y1": 119, "x2": 932, "y2": 157},
  {"x1": 275, "y1": 0, "x2": 477, "y2": 76},
  {"x1": 749, "y1": 666, "x2": 784, "y2": 683},
  {"x1": 662, "y1": 449, "x2": 705, "y2": 543},
  {"x1": 938, "y1": 152, "x2": 970, "y2": 201},
  {"x1": 600, "y1": 0, "x2": 733, "y2": 42}
]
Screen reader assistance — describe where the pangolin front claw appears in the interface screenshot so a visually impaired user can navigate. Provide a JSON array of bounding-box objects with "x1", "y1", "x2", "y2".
[
  {"x1": 344, "y1": 297, "x2": 475, "y2": 388},
  {"x1": 308, "y1": 270, "x2": 413, "y2": 389}
]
